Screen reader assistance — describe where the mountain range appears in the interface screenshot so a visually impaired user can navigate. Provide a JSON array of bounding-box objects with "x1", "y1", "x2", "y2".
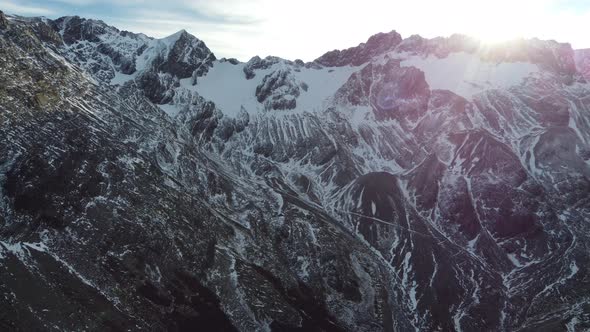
[{"x1": 0, "y1": 11, "x2": 589, "y2": 331}]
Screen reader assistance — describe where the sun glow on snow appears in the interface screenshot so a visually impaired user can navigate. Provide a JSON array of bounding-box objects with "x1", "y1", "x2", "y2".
[{"x1": 253, "y1": 0, "x2": 573, "y2": 60}]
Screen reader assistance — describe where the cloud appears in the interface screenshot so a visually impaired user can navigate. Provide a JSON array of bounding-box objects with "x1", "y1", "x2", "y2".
[
  {"x1": 51, "y1": 0, "x2": 97, "y2": 5},
  {"x1": 50, "y1": 0, "x2": 148, "y2": 5},
  {"x1": 183, "y1": 0, "x2": 269, "y2": 20},
  {"x1": 0, "y1": 0, "x2": 55, "y2": 15}
]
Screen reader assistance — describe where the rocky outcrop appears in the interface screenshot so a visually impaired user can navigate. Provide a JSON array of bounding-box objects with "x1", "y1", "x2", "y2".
[
  {"x1": 575, "y1": 48, "x2": 590, "y2": 80},
  {"x1": 155, "y1": 30, "x2": 215, "y2": 79},
  {"x1": 243, "y1": 55, "x2": 281, "y2": 79},
  {"x1": 255, "y1": 69, "x2": 301, "y2": 110},
  {"x1": 395, "y1": 33, "x2": 481, "y2": 58},
  {"x1": 315, "y1": 30, "x2": 402, "y2": 66},
  {"x1": 0, "y1": 11, "x2": 8, "y2": 30}
]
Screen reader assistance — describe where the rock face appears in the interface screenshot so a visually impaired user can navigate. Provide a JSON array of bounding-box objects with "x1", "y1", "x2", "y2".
[
  {"x1": 243, "y1": 55, "x2": 281, "y2": 79},
  {"x1": 256, "y1": 69, "x2": 301, "y2": 110},
  {"x1": 576, "y1": 48, "x2": 590, "y2": 80},
  {"x1": 1, "y1": 13, "x2": 590, "y2": 332},
  {"x1": 316, "y1": 30, "x2": 403, "y2": 66},
  {"x1": 0, "y1": 11, "x2": 8, "y2": 29}
]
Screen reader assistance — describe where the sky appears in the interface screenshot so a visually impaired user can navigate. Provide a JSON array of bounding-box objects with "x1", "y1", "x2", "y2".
[{"x1": 1, "y1": 0, "x2": 589, "y2": 61}]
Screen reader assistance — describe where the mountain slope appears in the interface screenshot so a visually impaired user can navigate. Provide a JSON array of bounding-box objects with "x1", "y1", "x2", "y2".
[{"x1": 1, "y1": 11, "x2": 589, "y2": 331}]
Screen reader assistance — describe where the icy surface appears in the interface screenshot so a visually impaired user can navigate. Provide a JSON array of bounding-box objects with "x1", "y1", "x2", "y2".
[
  {"x1": 183, "y1": 61, "x2": 269, "y2": 116},
  {"x1": 186, "y1": 60, "x2": 359, "y2": 117},
  {"x1": 400, "y1": 52, "x2": 539, "y2": 99}
]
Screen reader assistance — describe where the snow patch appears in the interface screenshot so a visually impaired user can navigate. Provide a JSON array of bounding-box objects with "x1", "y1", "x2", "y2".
[
  {"x1": 111, "y1": 71, "x2": 134, "y2": 85},
  {"x1": 160, "y1": 29, "x2": 185, "y2": 48},
  {"x1": 568, "y1": 261, "x2": 579, "y2": 278},
  {"x1": 467, "y1": 234, "x2": 479, "y2": 253},
  {"x1": 400, "y1": 52, "x2": 539, "y2": 99},
  {"x1": 186, "y1": 60, "x2": 358, "y2": 117},
  {"x1": 566, "y1": 317, "x2": 580, "y2": 332},
  {"x1": 297, "y1": 256, "x2": 310, "y2": 279},
  {"x1": 292, "y1": 65, "x2": 359, "y2": 112},
  {"x1": 158, "y1": 103, "x2": 182, "y2": 117},
  {"x1": 507, "y1": 253, "x2": 523, "y2": 267},
  {"x1": 182, "y1": 61, "x2": 267, "y2": 117}
]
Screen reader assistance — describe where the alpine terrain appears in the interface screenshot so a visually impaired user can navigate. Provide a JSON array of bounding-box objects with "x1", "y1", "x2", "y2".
[{"x1": 0, "y1": 11, "x2": 589, "y2": 331}]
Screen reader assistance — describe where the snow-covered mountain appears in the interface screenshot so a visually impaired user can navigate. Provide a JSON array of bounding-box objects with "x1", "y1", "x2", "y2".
[{"x1": 1, "y1": 11, "x2": 589, "y2": 331}]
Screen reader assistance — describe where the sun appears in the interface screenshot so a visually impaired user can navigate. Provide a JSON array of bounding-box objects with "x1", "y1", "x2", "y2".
[
  {"x1": 471, "y1": 25, "x2": 518, "y2": 44},
  {"x1": 450, "y1": 0, "x2": 535, "y2": 45}
]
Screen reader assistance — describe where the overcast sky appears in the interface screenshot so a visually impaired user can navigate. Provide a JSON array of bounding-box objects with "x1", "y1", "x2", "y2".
[{"x1": 1, "y1": 0, "x2": 589, "y2": 61}]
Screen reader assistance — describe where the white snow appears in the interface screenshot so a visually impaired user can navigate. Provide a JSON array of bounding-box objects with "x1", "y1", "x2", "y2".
[
  {"x1": 538, "y1": 260, "x2": 580, "y2": 296},
  {"x1": 356, "y1": 188, "x2": 365, "y2": 209},
  {"x1": 402, "y1": 252, "x2": 412, "y2": 286},
  {"x1": 568, "y1": 102, "x2": 589, "y2": 145},
  {"x1": 467, "y1": 234, "x2": 479, "y2": 253},
  {"x1": 371, "y1": 201, "x2": 377, "y2": 215},
  {"x1": 568, "y1": 261, "x2": 579, "y2": 278},
  {"x1": 111, "y1": 71, "x2": 134, "y2": 85},
  {"x1": 291, "y1": 65, "x2": 359, "y2": 112},
  {"x1": 184, "y1": 60, "x2": 359, "y2": 117},
  {"x1": 0, "y1": 241, "x2": 26, "y2": 259},
  {"x1": 507, "y1": 253, "x2": 523, "y2": 267},
  {"x1": 409, "y1": 282, "x2": 418, "y2": 311},
  {"x1": 347, "y1": 105, "x2": 373, "y2": 130},
  {"x1": 158, "y1": 103, "x2": 182, "y2": 117},
  {"x1": 453, "y1": 311, "x2": 465, "y2": 332},
  {"x1": 160, "y1": 29, "x2": 185, "y2": 48},
  {"x1": 429, "y1": 252, "x2": 438, "y2": 287},
  {"x1": 181, "y1": 61, "x2": 268, "y2": 117},
  {"x1": 106, "y1": 30, "x2": 186, "y2": 87},
  {"x1": 146, "y1": 264, "x2": 163, "y2": 283},
  {"x1": 400, "y1": 52, "x2": 539, "y2": 99},
  {"x1": 566, "y1": 317, "x2": 580, "y2": 332},
  {"x1": 297, "y1": 256, "x2": 310, "y2": 279}
]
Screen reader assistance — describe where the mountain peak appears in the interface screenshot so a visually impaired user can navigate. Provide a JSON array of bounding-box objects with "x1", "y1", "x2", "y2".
[
  {"x1": 159, "y1": 29, "x2": 205, "y2": 52},
  {"x1": 315, "y1": 30, "x2": 402, "y2": 67},
  {"x1": 160, "y1": 29, "x2": 186, "y2": 46},
  {"x1": 53, "y1": 15, "x2": 116, "y2": 45}
]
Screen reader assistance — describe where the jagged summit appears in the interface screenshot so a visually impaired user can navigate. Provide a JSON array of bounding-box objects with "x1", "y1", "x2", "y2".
[
  {"x1": 161, "y1": 29, "x2": 189, "y2": 45},
  {"x1": 315, "y1": 29, "x2": 579, "y2": 78},
  {"x1": 315, "y1": 30, "x2": 403, "y2": 66},
  {"x1": 4, "y1": 14, "x2": 217, "y2": 104}
]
